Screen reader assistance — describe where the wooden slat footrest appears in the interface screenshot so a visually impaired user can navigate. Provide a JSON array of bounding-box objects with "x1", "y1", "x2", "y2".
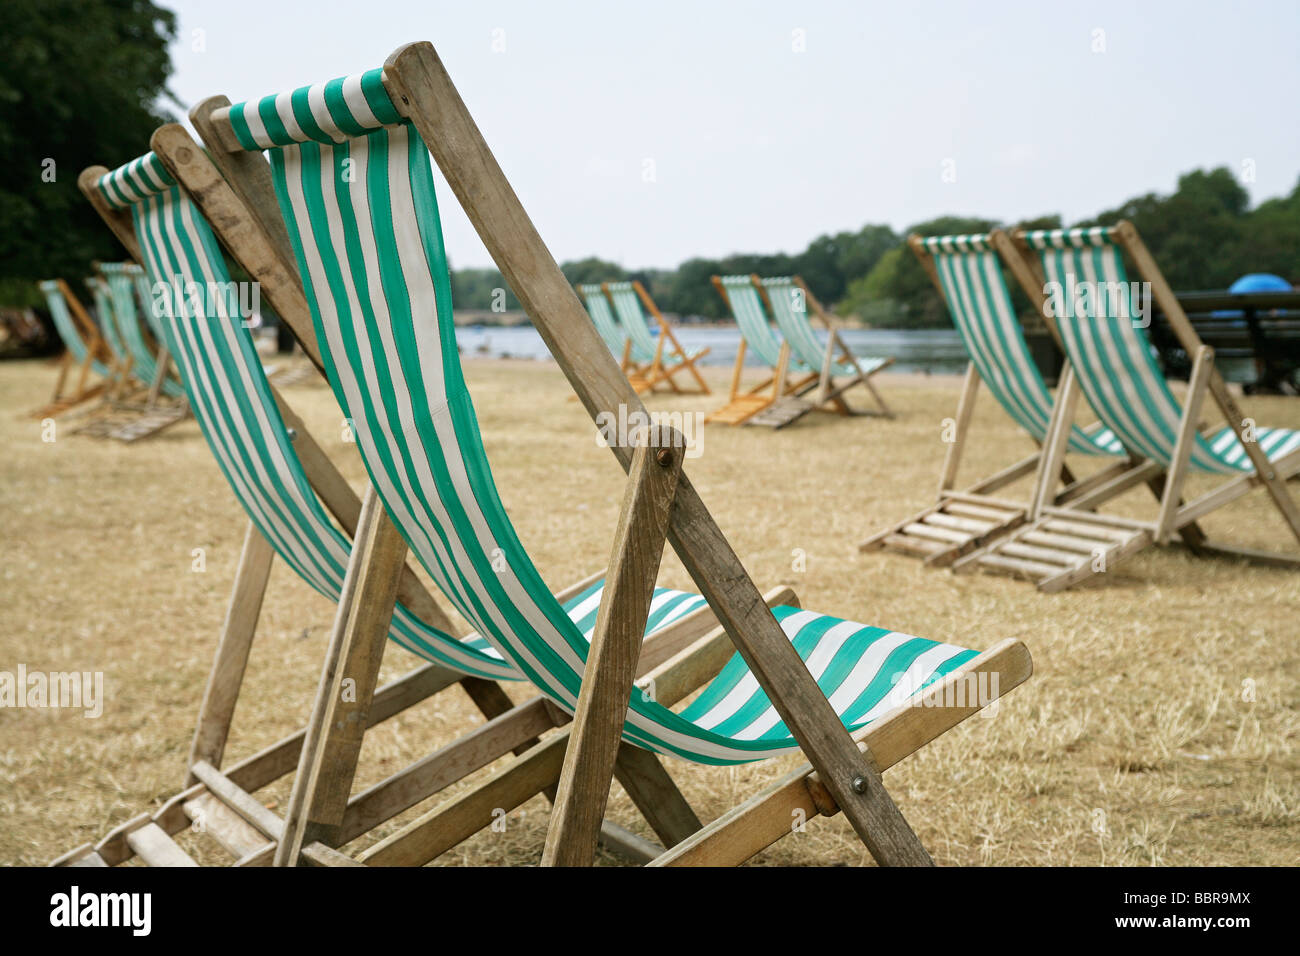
[
  {"x1": 126, "y1": 823, "x2": 198, "y2": 867},
  {"x1": 861, "y1": 494, "x2": 1026, "y2": 567},
  {"x1": 953, "y1": 510, "x2": 1153, "y2": 591}
]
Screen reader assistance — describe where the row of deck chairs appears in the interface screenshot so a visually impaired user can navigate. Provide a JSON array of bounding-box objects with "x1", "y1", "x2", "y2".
[
  {"x1": 31, "y1": 265, "x2": 189, "y2": 440},
  {"x1": 861, "y1": 229, "x2": 1300, "y2": 590},
  {"x1": 51, "y1": 42, "x2": 1032, "y2": 868},
  {"x1": 579, "y1": 274, "x2": 896, "y2": 428}
]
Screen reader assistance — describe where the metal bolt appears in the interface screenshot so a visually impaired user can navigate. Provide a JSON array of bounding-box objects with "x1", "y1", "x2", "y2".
[
  {"x1": 851, "y1": 775, "x2": 869, "y2": 795},
  {"x1": 656, "y1": 448, "x2": 673, "y2": 467},
  {"x1": 286, "y1": 428, "x2": 298, "y2": 441}
]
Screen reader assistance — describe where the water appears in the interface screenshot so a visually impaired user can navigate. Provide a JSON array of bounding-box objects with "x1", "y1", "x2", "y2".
[{"x1": 454, "y1": 324, "x2": 970, "y2": 375}]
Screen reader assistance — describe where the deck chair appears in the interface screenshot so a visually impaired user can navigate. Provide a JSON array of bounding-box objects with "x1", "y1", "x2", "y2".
[
  {"x1": 860, "y1": 232, "x2": 1193, "y2": 586},
  {"x1": 87, "y1": 262, "x2": 192, "y2": 441},
  {"x1": 761, "y1": 275, "x2": 894, "y2": 422},
  {"x1": 190, "y1": 43, "x2": 1031, "y2": 867},
  {"x1": 705, "y1": 274, "x2": 822, "y2": 427},
  {"x1": 603, "y1": 280, "x2": 712, "y2": 394},
  {"x1": 576, "y1": 282, "x2": 644, "y2": 389},
  {"x1": 29, "y1": 279, "x2": 113, "y2": 418},
  {"x1": 56, "y1": 141, "x2": 738, "y2": 868},
  {"x1": 960, "y1": 223, "x2": 1300, "y2": 578}
]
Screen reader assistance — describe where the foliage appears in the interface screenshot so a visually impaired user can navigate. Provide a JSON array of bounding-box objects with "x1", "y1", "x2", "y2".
[{"x1": 0, "y1": 0, "x2": 177, "y2": 301}]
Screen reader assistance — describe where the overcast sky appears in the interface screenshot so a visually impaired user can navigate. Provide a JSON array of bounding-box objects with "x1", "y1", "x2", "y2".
[{"x1": 159, "y1": 0, "x2": 1300, "y2": 270}]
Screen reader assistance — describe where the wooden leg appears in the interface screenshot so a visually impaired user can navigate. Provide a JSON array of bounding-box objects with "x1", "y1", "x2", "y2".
[
  {"x1": 273, "y1": 485, "x2": 406, "y2": 866},
  {"x1": 612, "y1": 743, "x2": 701, "y2": 847},
  {"x1": 52, "y1": 352, "x2": 72, "y2": 401},
  {"x1": 1028, "y1": 362, "x2": 1081, "y2": 520},
  {"x1": 1206, "y1": 373, "x2": 1300, "y2": 546},
  {"x1": 939, "y1": 363, "x2": 980, "y2": 495},
  {"x1": 1155, "y1": 346, "x2": 1213, "y2": 543},
  {"x1": 186, "y1": 521, "x2": 275, "y2": 783},
  {"x1": 542, "y1": 435, "x2": 684, "y2": 866},
  {"x1": 146, "y1": 344, "x2": 170, "y2": 407}
]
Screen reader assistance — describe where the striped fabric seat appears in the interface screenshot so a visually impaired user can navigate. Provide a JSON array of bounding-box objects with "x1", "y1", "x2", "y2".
[
  {"x1": 95, "y1": 151, "x2": 516, "y2": 680},
  {"x1": 1024, "y1": 227, "x2": 1300, "y2": 474},
  {"x1": 604, "y1": 281, "x2": 677, "y2": 366},
  {"x1": 39, "y1": 281, "x2": 110, "y2": 377},
  {"x1": 99, "y1": 263, "x2": 185, "y2": 398},
  {"x1": 919, "y1": 234, "x2": 1125, "y2": 457},
  {"x1": 576, "y1": 284, "x2": 627, "y2": 357},
  {"x1": 716, "y1": 275, "x2": 786, "y2": 368},
  {"x1": 86, "y1": 278, "x2": 128, "y2": 366},
  {"x1": 246, "y1": 71, "x2": 982, "y2": 765},
  {"x1": 133, "y1": 269, "x2": 167, "y2": 341},
  {"x1": 761, "y1": 277, "x2": 890, "y2": 378}
]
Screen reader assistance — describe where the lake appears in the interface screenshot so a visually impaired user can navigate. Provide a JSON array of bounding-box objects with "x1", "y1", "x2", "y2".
[{"x1": 453, "y1": 325, "x2": 971, "y2": 375}]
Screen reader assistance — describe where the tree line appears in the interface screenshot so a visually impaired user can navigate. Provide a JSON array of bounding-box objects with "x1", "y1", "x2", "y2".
[{"x1": 453, "y1": 167, "x2": 1299, "y2": 328}]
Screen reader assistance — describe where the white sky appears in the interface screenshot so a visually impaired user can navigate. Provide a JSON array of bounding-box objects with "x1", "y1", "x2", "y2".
[{"x1": 160, "y1": 0, "x2": 1300, "y2": 270}]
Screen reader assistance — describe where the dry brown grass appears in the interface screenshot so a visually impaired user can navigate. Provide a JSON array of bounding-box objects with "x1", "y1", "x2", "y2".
[{"x1": 1, "y1": 355, "x2": 1297, "y2": 866}]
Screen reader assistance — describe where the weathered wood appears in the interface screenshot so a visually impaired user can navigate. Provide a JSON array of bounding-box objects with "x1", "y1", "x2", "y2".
[
  {"x1": 150, "y1": 123, "x2": 324, "y2": 370},
  {"x1": 187, "y1": 521, "x2": 275, "y2": 781},
  {"x1": 1156, "y1": 346, "x2": 1214, "y2": 543},
  {"x1": 612, "y1": 743, "x2": 702, "y2": 848},
  {"x1": 190, "y1": 760, "x2": 285, "y2": 840},
  {"x1": 274, "y1": 485, "x2": 405, "y2": 865},
  {"x1": 543, "y1": 435, "x2": 684, "y2": 866},
  {"x1": 126, "y1": 823, "x2": 198, "y2": 868},
  {"x1": 939, "y1": 361, "x2": 981, "y2": 494},
  {"x1": 183, "y1": 791, "x2": 271, "y2": 859},
  {"x1": 338, "y1": 696, "x2": 558, "y2": 843},
  {"x1": 1027, "y1": 363, "x2": 1082, "y2": 520}
]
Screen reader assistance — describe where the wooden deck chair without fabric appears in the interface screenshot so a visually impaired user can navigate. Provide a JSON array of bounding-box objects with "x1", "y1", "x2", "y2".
[
  {"x1": 705, "y1": 274, "x2": 821, "y2": 427},
  {"x1": 28, "y1": 279, "x2": 113, "y2": 419},
  {"x1": 193, "y1": 42, "x2": 1031, "y2": 867},
  {"x1": 860, "y1": 232, "x2": 1187, "y2": 584},
  {"x1": 760, "y1": 275, "x2": 895, "y2": 425},
  {"x1": 959, "y1": 223, "x2": 1300, "y2": 579},
  {"x1": 54, "y1": 148, "x2": 715, "y2": 867},
  {"x1": 603, "y1": 279, "x2": 712, "y2": 394}
]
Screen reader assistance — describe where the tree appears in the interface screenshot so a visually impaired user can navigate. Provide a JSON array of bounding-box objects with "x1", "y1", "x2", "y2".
[{"x1": 0, "y1": 0, "x2": 177, "y2": 305}]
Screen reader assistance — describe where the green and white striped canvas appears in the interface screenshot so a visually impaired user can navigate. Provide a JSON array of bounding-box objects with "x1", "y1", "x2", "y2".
[
  {"x1": 715, "y1": 275, "x2": 785, "y2": 369},
  {"x1": 99, "y1": 262, "x2": 185, "y2": 398},
  {"x1": 86, "y1": 278, "x2": 128, "y2": 366},
  {"x1": 38, "y1": 281, "x2": 110, "y2": 377},
  {"x1": 761, "y1": 277, "x2": 890, "y2": 379},
  {"x1": 1023, "y1": 228, "x2": 1300, "y2": 474},
  {"x1": 604, "y1": 281, "x2": 677, "y2": 366},
  {"x1": 576, "y1": 284, "x2": 628, "y2": 357},
  {"x1": 239, "y1": 68, "x2": 982, "y2": 764},
  {"x1": 919, "y1": 235, "x2": 1124, "y2": 457},
  {"x1": 94, "y1": 151, "x2": 519, "y2": 679}
]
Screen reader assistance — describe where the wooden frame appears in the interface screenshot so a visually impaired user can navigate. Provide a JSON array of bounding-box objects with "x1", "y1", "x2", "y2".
[{"x1": 173, "y1": 40, "x2": 1034, "y2": 866}]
